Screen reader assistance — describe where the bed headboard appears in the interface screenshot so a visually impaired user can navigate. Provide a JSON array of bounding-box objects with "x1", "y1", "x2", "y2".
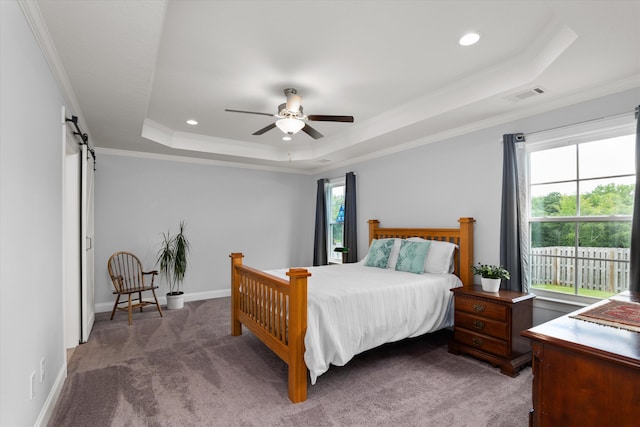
[{"x1": 367, "y1": 218, "x2": 475, "y2": 287}]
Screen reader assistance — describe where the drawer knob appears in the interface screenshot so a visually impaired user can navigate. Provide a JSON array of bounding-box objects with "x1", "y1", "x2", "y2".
[
  {"x1": 473, "y1": 304, "x2": 485, "y2": 313},
  {"x1": 472, "y1": 320, "x2": 484, "y2": 330},
  {"x1": 472, "y1": 337, "x2": 484, "y2": 347}
]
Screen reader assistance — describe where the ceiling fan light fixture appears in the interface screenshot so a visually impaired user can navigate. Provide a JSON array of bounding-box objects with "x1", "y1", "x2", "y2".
[{"x1": 276, "y1": 118, "x2": 305, "y2": 135}]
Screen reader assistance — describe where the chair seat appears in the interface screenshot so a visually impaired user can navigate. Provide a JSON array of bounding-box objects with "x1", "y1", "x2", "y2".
[{"x1": 112, "y1": 285, "x2": 159, "y2": 295}]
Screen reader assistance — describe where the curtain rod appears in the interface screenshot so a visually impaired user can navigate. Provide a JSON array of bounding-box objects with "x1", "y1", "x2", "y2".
[
  {"x1": 523, "y1": 107, "x2": 638, "y2": 138},
  {"x1": 65, "y1": 115, "x2": 96, "y2": 170}
]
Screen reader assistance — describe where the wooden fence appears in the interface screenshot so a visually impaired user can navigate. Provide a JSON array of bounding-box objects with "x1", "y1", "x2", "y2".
[{"x1": 530, "y1": 247, "x2": 630, "y2": 294}]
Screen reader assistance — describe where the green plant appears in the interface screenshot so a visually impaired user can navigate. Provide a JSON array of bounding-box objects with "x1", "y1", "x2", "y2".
[
  {"x1": 156, "y1": 221, "x2": 190, "y2": 295},
  {"x1": 472, "y1": 263, "x2": 510, "y2": 280}
]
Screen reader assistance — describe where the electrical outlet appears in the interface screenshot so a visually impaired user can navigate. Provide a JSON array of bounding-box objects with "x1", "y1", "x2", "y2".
[
  {"x1": 40, "y1": 357, "x2": 45, "y2": 383},
  {"x1": 30, "y1": 371, "x2": 36, "y2": 400}
]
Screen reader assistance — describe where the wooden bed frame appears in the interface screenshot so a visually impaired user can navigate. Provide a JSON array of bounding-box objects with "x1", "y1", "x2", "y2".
[{"x1": 230, "y1": 217, "x2": 475, "y2": 402}]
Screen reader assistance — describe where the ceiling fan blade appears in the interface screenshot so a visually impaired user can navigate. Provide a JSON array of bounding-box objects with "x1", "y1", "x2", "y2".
[
  {"x1": 307, "y1": 115, "x2": 354, "y2": 123},
  {"x1": 225, "y1": 109, "x2": 275, "y2": 117},
  {"x1": 302, "y1": 124, "x2": 324, "y2": 139},
  {"x1": 252, "y1": 123, "x2": 276, "y2": 135}
]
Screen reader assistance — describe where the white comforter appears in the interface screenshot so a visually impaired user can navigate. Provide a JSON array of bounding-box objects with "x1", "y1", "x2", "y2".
[{"x1": 267, "y1": 262, "x2": 462, "y2": 384}]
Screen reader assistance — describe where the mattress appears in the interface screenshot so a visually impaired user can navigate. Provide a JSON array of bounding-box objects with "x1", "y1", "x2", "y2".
[{"x1": 268, "y1": 262, "x2": 462, "y2": 384}]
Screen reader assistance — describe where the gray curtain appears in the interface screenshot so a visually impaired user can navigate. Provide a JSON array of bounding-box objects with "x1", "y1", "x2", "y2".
[
  {"x1": 630, "y1": 106, "x2": 640, "y2": 292},
  {"x1": 313, "y1": 178, "x2": 328, "y2": 266},
  {"x1": 500, "y1": 133, "x2": 525, "y2": 292},
  {"x1": 344, "y1": 172, "x2": 358, "y2": 263}
]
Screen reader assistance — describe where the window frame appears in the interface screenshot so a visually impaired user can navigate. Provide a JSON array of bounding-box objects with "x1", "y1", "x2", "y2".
[
  {"x1": 326, "y1": 177, "x2": 345, "y2": 264},
  {"x1": 523, "y1": 114, "x2": 636, "y2": 303}
]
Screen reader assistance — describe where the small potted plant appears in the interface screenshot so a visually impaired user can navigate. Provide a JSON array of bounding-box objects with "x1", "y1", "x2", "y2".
[
  {"x1": 156, "y1": 221, "x2": 190, "y2": 309},
  {"x1": 472, "y1": 263, "x2": 510, "y2": 292}
]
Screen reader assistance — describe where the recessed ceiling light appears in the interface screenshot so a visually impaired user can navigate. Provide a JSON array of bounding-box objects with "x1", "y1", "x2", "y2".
[
  {"x1": 459, "y1": 32, "x2": 480, "y2": 46},
  {"x1": 282, "y1": 136, "x2": 292, "y2": 141},
  {"x1": 186, "y1": 119, "x2": 198, "y2": 125}
]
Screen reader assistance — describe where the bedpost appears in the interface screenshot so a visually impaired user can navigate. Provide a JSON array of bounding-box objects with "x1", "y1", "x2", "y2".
[
  {"x1": 230, "y1": 253, "x2": 244, "y2": 336},
  {"x1": 458, "y1": 218, "x2": 475, "y2": 287},
  {"x1": 286, "y1": 267, "x2": 311, "y2": 403},
  {"x1": 368, "y1": 219, "x2": 380, "y2": 245}
]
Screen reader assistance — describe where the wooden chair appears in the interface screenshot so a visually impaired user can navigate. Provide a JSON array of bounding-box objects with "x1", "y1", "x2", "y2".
[{"x1": 107, "y1": 251, "x2": 163, "y2": 326}]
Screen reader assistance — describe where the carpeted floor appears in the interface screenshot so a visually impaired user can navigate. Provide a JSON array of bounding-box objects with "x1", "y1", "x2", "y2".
[{"x1": 48, "y1": 298, "x2": 532, "y2": 426}]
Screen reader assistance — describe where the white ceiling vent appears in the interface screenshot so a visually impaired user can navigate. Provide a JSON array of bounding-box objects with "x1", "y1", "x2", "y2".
[{"x1": 507, "y1": 87, "x2": 546, "y2": 102}]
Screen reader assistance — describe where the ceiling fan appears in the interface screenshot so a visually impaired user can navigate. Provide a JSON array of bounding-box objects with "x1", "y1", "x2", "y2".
[{"x1": 225, "y1": 88, "x2": 354, "y2": 140}]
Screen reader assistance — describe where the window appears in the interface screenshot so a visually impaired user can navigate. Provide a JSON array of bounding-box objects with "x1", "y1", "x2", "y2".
[
  {"x1": 526, "y1": 117, "x2": 635, "y2": 299},
  {"x1": 327, "y1": 178, "x2": 345, "y2": 263}
]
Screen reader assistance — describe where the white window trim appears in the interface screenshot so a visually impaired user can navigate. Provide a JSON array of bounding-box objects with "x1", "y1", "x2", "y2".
[
  {"x1": 524, "y1": 113, "x2": 635, "y2": 152},
  {"x1": 530, "y1": 288, "x2": 601, "y2": 308},
  {"x1": 326, "y1": 177, "x2": 345, "y2": 264}
]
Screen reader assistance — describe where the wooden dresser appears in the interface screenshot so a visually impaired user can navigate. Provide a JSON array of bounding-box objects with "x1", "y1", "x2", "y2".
[
  {"x1": 448, "y1": 286, "x2": 535, "y2": 376},
  {"x1": 522, "y1": 291, "x2": 640, "y2": 427}
]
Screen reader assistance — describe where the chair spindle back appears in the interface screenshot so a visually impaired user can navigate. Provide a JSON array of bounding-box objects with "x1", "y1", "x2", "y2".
[{"x1": 108, "y1": 252, "x2": 144, "y2": 293}]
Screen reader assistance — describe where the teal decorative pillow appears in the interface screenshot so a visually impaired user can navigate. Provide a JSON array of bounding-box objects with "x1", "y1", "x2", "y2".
[
  {"x1": 364, "y1": 239, "x2": 395, "y2": 268},
  {"x1": 395, "y1": 240, "x2": 431, "y2": 274}
]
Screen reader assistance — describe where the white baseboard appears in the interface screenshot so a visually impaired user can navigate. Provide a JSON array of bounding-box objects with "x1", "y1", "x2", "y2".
[
  {"x1": 94, "y1": 289, "x2": 231, "y2": 313},
  {"x1": 34, "y1": 362, "x2": 67, "y2": 427}
]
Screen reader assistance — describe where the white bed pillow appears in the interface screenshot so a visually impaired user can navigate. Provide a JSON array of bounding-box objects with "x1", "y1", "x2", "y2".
[
  {"x1": 386, "y1": 238, "x2": 402, "y2": 269},
  {"x1": 407, "y1": 237, "x2": 458, "y2": 274}
]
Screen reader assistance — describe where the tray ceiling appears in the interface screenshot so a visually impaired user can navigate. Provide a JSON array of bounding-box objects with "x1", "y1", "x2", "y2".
[{"x1": 29, "y1": 0, "x2": 640, "y2": 173}]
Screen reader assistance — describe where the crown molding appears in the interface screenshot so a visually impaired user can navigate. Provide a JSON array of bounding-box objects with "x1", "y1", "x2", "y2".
[{"x1": 94, "y1": 147, "x2": 315, "y2": 175}]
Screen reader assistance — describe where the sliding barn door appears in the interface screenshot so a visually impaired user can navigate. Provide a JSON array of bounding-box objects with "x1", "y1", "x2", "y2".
[
  {"x1": 80, "y1": 144, "x2": 95, "y2": 343},
  {"x1": 63, "y1": 126, "x2": 81, "y2": 348}
]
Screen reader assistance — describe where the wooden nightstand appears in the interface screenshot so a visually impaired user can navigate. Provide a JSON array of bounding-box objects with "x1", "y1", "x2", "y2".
[{"x1": 448, "y1": 285, "x2": 535, "y2": 377}]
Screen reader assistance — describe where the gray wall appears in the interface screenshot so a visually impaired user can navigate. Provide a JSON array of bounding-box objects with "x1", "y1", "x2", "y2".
[
  {"x1": 94, "y1": 87, "x2": 639, "y2": 321},
  {"x1": 341, "y1": 126, "x2": 504, "y2": 262},
  {"x1": 320, "y1": 88, "x2": 640, "y2": 267},
  {"x1": 1, "y1": 1, "x2": 66, "y2": 425},
  {"x1": 317, "y1": 87, "x2": 640, "y2": 323},
  {"x1": 94, "y1": 154, "x2": 315, "y2": 309}
]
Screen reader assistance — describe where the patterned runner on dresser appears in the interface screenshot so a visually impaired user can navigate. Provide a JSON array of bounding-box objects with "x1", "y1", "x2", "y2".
[{"x1": 571, "y1": 299, "x2": 640, "y2": 333}]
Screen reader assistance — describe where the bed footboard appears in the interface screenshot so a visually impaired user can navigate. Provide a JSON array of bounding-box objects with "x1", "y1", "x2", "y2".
[{"x1": 230, "y1": 253, "x2": 311, "y2": 403}]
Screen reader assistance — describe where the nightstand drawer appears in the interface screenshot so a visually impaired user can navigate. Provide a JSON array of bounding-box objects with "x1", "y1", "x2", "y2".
[
  {"x1": 455, "y1": 297, "x2": 508, "y2": 322},
  {"x1": 455, "y1": 311, "x2": 509, "y2": 339},
  {"x1": 454, "y1": 328, "x2": 509, "y2": 357}
]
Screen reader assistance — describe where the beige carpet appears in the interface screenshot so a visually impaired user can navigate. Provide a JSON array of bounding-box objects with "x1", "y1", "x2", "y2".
[{"x1": 48, "y1": 297, "x2": 532, "y2": 426}]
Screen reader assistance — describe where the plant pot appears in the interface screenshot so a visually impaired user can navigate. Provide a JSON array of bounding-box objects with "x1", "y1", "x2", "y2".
[
  {"x1": 481, "y1": 277, "x2": 501, "y2": 292},
  {"x1": 166, "y1": 292, "x2": 185, "y2": 310}
]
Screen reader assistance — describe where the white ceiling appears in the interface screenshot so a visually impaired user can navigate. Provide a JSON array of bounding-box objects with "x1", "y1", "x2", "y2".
[{"x1": 30, "y1": 0, "x2": 640, "y2": 173}]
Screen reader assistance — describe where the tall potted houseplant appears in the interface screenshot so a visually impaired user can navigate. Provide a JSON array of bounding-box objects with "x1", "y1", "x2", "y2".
[
  {"x1": 156, "y1": 221, "x2": 190, "y2": 309},
  {"x1": 472, "y1": 263, "x2": 510, "y2": 292}
]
